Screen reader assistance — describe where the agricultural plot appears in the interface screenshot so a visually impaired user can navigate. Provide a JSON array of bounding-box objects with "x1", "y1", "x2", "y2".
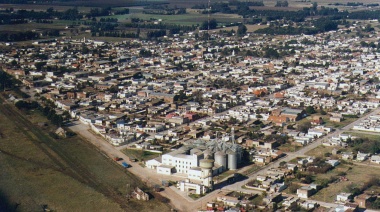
[{"x1": 0, "y1": 96, "x2": 170, "y2": 212}]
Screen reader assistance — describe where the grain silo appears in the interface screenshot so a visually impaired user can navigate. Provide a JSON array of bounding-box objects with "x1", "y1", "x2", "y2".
[
  {"x1": 227, "y1": 151, "x2": 238, "y2": 170},
  {"x1": 214, "y1": 151, "x2": 227, "y2": 170}
]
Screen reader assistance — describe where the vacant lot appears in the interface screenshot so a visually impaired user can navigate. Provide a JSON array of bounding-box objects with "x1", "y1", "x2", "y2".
[
  {"x1": 122, "y1": 148, "x2": 161, "y2": 162},
  {"x1": 0, "y1": 96, "x2": 170, "y2": 212},
  {"x1": 346, "y1": 131, "x2": 380, "y2": 141},
  {"x1": 305, "y1": 145, "x2": 336, "y2": 158},
  {"x1": 311, "y1": 164, "x2": 380, "y2": 202},
  {"x1": 106, "y1": 10, "x2": 244, "y2": 25}
]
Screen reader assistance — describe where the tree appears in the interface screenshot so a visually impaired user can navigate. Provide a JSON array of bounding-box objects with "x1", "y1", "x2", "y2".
[
  {"x1": 288, "y1": 183, "x2": 299, "y2": 194},
  {"x1": 139, "y1": 49, "x2": 152, "y2": 57},
  {"x1": 200, "y1": 19, "x2": 217, "y2": 30},
  {"x1": 109, "y1": 85, "x2": 118, "y2": 93},
  {"x1": 237, "y1": 24, "x2": 247, "y2": 37},
  {"x1": 297, "y1": 122, "x2": 311, "y2": 133},
  {"x1": 312, "y1": 2, "x2": 318, "y2": 11},
  {"x1": 279, "y1": 161, "x2": 287, "y2": 167},
  {"x1": 35, "y1": 62, "x2": 47, "y2": 71},
  {"x1": 302, "y1": 175, "x2": 313, "y2": 184},
  {"x1": 305, "y1": 106, "x2": 316, "y2": 114}
]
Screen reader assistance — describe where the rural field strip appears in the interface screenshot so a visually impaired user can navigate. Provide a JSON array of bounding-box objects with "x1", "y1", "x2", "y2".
[{"x1": 0, "y1": 96, "x2": 129, "y2": 210}]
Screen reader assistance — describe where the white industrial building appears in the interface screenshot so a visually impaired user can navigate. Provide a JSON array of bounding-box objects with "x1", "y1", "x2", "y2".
[{"x1": 146, "y1": 135, "x2": 244, "y2": 191}]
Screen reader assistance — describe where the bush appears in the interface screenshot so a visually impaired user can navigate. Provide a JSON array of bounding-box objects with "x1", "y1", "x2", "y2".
[
  {"x1": 154, "y1": 193, "x2": 170, "y2": 203},
  {"x1": 337, "y1": 171, "x2": 347, "y2": 176},
  {"x1": 288, "y1": 183, "x2": 300, "y2": 194}
]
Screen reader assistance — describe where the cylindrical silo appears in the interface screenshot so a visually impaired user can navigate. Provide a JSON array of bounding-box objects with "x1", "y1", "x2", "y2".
[
  {"x1": 199, "y1": 159, "x2": 214, "y2": 169},
  {"x1": 228, "y1": 151, "x2": 237, "y2": 170},
  {"x1": 215, "y1": 151, "x2": 227, "y2": 170}
]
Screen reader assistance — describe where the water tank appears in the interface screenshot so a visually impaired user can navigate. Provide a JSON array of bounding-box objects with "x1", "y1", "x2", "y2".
[
  {"x1": 214, "y1": 151, "x2": 227, "y2": 169},
  {"x1": 199, "y1": 159, "x2": 214, "y2": 169},
  {"x1": 228, "y1": 151, "x2": 238, "y2": 170}
]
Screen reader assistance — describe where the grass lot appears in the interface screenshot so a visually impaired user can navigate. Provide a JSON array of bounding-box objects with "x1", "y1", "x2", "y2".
[
  {"x1": 278, "y1": 142, "x2": 301, "y2": 152},
  {"x1": 242, "y1": 165, "x2": 262, "y2": 176},
  {"x1": 0, "y1": 96, "x2": 170, "y2": 212},
  {"x1": 122, "y1": 148, "x2": 161, "y2": 162},
  {"x1": 345, "y1": 131, "x2": 380, "y2": 141},
  {"x1": 216, "y1": 170, "x2": 236, "y2": 182},
  {"x1": 305, "y1": 145, "x2": 336, "y2": 158},
  {"x1": 104, "y1": 12, "x2": 243, "y2": 26},
  {"x1": 324, "y1": 117, "x2": 358, "y2": 129},
  {"x1": 0, "y1": 22, "x2": 70, "y2": 33},
  {"x1": 297, "y1": 114, "x2": 358, "y2": 130},
  {"x1": 311, "y1": 165, "x2": 380, "y2": 203}
]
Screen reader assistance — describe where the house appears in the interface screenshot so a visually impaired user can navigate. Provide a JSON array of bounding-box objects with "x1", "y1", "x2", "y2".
[
  {"x1": 282, "y1": 197, "x2": 299, "y2": 209},
  {"x1": 330, "y1": 116, "x2": 343, "y2": 122},
  {"x1": 132, "y1": 187, "x2": 149, "y2": 201},
  {"x1": 216, "y1": 196, "x2": 240, "y2": 207},
  {"x1": 336, "y1": 193, "x2": 352, "y2": 203},
  {"x1": 55, "y1": 127, "x2": 66, "y2": 138},
  {"x1": 269, "y1": 107, "x2": 305, "y2": 122},
  {"x1": 248, "y1": 140, "x2": 278, "y2": 149},
  {"x1": 297, "y1": 186, "x2": 315, "y2": 199},
  {"x1": 270, "y1": 182, "x2": 287, "y2": 193},
  {"x1": 262, "y1": 193, "x2": 282, "y2": 204},
  {"x1": 157, "y1": 164, "x2": 174, "y2": 175},
  {"x1": 298, "y1": 157, "x2": 315, "y2": 165},
  {"x1": 370, "y1": 155, "x2": 380, "y2": 164},
  {"x1": 343, "y1": 202, "x2": 359, "y2": 211},
  {"x1": 326, "y1": 159, "x2": 340, "y2": 167},
  {"x1": 299, "y1": 200, "x2": 318, "y2": 210},
  {"x1": 311, "y1": 116, "x2": 324, "y2": 125},
  {"x1": 342, "y1": 152, "x2": 354, "y2": 160},
  {"x1": 356, "y1": 152, "x2": 369, "y2": 161},
  {"x1": 355, "y1": 194, "x2": 377, "y2": 208},
  {"x1": 146, "y1": 157, "x2": 162, "y2": 169}
]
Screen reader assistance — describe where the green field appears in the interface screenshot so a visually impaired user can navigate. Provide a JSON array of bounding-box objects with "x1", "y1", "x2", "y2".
[
  {"x1": 0, "y1": 95, "x2": 170, "y2": 212},
  {"x1": 122, "y1": 148, "x2": 161, "y2": 162},
  {"x1": 101, "y1": 12, "x2": 243, "y2": 26},
  {"x1": 346, "y1": 131, "x2": 380, "y2": 141},
  {"x1": 305, "y1": 145, "x2": 336, "y2": 157},
  {"x1": 311, "y1": 165, "x2": 380, "y2": 203}
]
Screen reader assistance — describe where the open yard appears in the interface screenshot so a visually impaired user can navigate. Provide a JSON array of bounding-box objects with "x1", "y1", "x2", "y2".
[
  {"x1": 345, "y1": 131, "x2": 380, "y2": 141},
  {"x1": 278, "y1": 142, "x2": 302, "y2": 152},
  {"x1": 305, "y1": 145, "x2": 336, "y2": 158},
  {"x1": 122, "y1": 148, "x2": 161, "y2": 162},
  {"x1": 311, "y1": 164, "x2": 380, "y2": 202},
  {"x1": 0, "y1": 95, "x2": 170, "y2": 212},
  {"x1": 324, "y1": 117, "x2": 358, "y2": 129}
]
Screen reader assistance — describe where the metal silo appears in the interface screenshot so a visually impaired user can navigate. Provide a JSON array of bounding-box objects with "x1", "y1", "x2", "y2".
[
  {"x1": 228, "y1": 151, "x2": 238, "y2": 170},
  {"x1": 215, "y1": 151, "x2": 227, "y2": 170}
]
